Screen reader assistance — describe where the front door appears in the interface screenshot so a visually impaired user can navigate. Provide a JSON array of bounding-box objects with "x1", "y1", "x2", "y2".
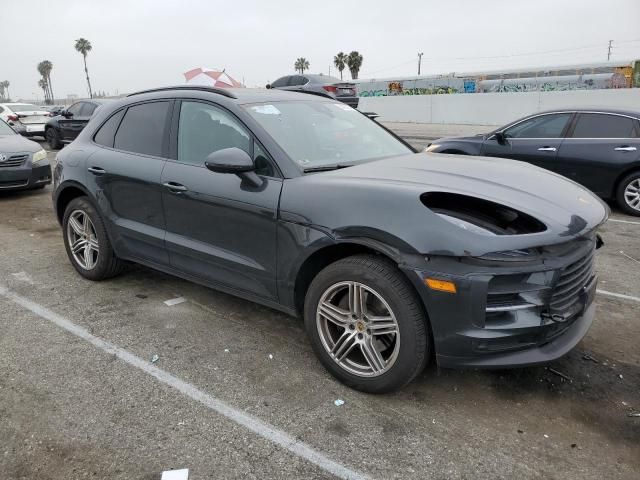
[
  {"x1": 556, "y1": 112, "x2": 640, "y2": 196},
  {"x1": 162, "y1": 100, "x2": 282, "y2": 300},
  {"x1": 87, "y1": 100, "x2": 173, "y2": 265},
  {"x1": 481, "y1": 112, "x2": 573, "y2": 174},
  {"x1": 58, "y1": 102, "x2": 85, "y2": 141}
]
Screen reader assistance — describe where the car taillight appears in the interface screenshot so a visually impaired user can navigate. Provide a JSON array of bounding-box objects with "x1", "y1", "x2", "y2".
[
  {"x1": 323, "y1": 85, "x2": 337, "y2": 93},
  {"x1": 7, "y1": 114, "x2": 18, "y2": 122}
]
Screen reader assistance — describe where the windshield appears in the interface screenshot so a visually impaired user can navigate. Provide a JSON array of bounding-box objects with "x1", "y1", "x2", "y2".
[
  {"x1": 245, "y1": 101, "x2": 412, "y2": 169},
  {"x1": 9, "y1": 104, "x2": 42, "y2": 113},
  {"x1": 0, "y1": 120, "x2": 15, "y2": 135}
]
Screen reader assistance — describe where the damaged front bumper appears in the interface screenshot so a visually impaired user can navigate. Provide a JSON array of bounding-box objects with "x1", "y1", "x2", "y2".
[{"x1": 402, "y1": 234, "x2": 600, "y2": 369}]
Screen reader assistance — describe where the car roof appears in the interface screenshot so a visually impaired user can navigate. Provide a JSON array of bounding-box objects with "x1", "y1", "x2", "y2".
[
  {"x1": 126, "y1": 86, "x2": 332, "y2": 105},
  {"x1": 535, "y1": 107, "x2": 640, "y2": 118}
]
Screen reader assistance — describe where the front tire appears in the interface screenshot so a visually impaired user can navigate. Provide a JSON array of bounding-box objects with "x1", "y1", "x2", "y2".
[
  {"x1": 62, "y1": 197, "x2": 124, "y2": 280},
  {"x1": 616, "y1": 171, "x2": 640, "y2": 216},
  {"x1": 46, "y1": 128, "x2": 62, "y2": 150},
  {"x1": 304, "y1": 254, "x2": 430, "y2": 393}
]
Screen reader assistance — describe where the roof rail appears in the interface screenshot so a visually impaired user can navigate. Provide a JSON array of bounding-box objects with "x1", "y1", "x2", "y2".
[{"x1": 126, "y1": 85, "x2": 237, "y2": 99}]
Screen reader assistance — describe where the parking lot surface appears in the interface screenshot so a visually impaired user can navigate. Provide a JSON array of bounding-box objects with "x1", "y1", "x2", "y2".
[{"x1": 0, "y1": 139, "x2": 638, "y2": 479}]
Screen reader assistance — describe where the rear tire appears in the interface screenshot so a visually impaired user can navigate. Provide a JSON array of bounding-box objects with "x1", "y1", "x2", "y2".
[
  {"x1": 62, "y1": 197, "x2": 124, "y2": 280},
  {"x1": 616, "y1": 171, "x2": 640, "y2": 216},
  {"x1": 304, "y1": 254, "x2": 429, "y2": 393},
  {"x1": 46, "y1": 128, "x2": 62, "y2": 150}
]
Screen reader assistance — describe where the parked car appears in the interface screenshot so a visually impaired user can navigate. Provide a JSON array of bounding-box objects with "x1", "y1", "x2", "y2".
[
  {"x1": 267, "y1": 74, "x2": 359, "y2": 108},
  {"x1": 0, "y1": 103, "x2": 50, "y2": 138},
  {"x1": 45, "y1": 99, "x2": 109, "y2": 149},
  {"x1": 52, "y1": 86, "x2": 607, "y2": 393},
  {"x1": 426, "y1": 108, "x2": 640, "y2": 216},
  {"x1": 0, "y1": 119, "x2": 51, "y2": 191}
]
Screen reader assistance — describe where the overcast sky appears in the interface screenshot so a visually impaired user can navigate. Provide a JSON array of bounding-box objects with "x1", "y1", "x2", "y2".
[{"x1": 3, "y1": 0, "x2": 640, "y2": 101}]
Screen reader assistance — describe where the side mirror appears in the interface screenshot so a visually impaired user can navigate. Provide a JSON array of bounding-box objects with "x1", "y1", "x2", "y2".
[
  {"x1": 494, "y1": 131, "x2": 506, "y2": 144},
  {"x1": 204, "y1": 147, "x2": 262, "y2": 187},
  {"x1": 62, "y1": 110, "x2": 72, "y2": 118},
  {"x1": 265, "y1": 84, "x2": 272, "y2": 89}
]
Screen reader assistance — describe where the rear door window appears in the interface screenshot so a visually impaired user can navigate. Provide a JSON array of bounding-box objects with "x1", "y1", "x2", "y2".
[
  {"x1": 114, "y1": 101, "x2": 171, "y2": 157},
  {"x1": 66, "y1": 103, "x2": 83, "y2": 116},
  {"x1": 290, "y1": 76, "x2": 307, "y2": 86},
  {"x1": 570, "y1": 113, "x2": 638, "y2": 138},
  {"x1": 505, "y1": 113, "x2": 572, "y2": 139},
  {"x1": 270, "y1": 77, "x2": 289, "y2": 88}
]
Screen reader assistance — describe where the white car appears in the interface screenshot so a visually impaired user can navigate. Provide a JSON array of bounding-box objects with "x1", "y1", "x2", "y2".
[{"x1": 0, "y1": 103, "x2": 50, "y2": 138}]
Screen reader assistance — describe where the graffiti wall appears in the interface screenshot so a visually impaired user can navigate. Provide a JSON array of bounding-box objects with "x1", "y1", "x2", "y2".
[{"x1": 356, "y1": 61, "x2": 638, "y2": 97}]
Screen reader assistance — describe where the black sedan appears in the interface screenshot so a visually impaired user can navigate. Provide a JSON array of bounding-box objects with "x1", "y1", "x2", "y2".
[
  {"x1": 0, "y1": 119, "x2": 51, "y2": 191},
  {"x1": 45, "y1": 99, "x2": 109, "y2": 149},
  {"x1": 426, "y1": 108, "x2": 640, "y2": 216},
  {"x1": 52, "y1": 86, "x2": 607, "y2": 392}
]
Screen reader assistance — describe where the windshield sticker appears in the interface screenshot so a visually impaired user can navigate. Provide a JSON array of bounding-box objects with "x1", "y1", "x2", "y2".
[
  {"x1": 250, "y1": 104, "x2": 281, "y2": 115},
  {"x1": 333, "y1": 103, "x2": 354, "y2": 111}
]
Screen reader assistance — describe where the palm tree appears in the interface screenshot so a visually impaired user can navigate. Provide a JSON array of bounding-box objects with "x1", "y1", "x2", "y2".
[
  {"x1": 333, "y1": 52, "x2": 347, "y2": 80},
  {"x1": 37, "y1": 62, "x2": 52, "y2": 104},
  {"x1": 75, "y1": 38, "x2": 93, "y2": 98},
  {"x1": 3, "y1": 81, "x2": 10, "y2": 101},
  {"x1": 294, "y1": 57, "x2": 310, "y2": 74},
  {"x1": 0, "y1": 83, "x2": 4, "y2": 101},
  {"x1": 38, "y1": 78, "x2": 49, "y2": 103},
  {"x1": 38, "y1": 60, "x2": 54, "y2": 103},
  {"x1": 347, "y1": 51, "x2": 363, "y2": 80}
]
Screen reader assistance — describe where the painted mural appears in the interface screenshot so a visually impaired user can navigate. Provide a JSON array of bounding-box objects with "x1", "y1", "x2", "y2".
[{"x1": 356, "y1": 61, "x2": 638, "y2": 97}]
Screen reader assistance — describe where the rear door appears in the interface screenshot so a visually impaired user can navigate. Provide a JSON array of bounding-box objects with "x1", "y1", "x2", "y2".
[
  {"x1": 556, "y1": 112, "x2": 640, "y2": 196},
  {"x1": 481, "y1": 113, "x2": 573, "y2": 173},
  {"x1": 161, "y1": 99, "x2": 282, "y2": 300},
  {"x1": 87, "y1": 100, "x2": 172, "y2": 265}
]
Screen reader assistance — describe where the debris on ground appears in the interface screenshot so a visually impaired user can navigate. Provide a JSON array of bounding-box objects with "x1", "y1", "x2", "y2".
[
  {"x1": 135, "y1": 293, "x2": 148, "y2": 299},
  {"x1": 548, "y1": 367, "x2": 572, "y2": 382},
  {"x1": 571, "y1": 443, "x2": 577, "y2": 448},
  {"x1": 224, "y1": 349, "x2": 229, "y2": 353},
  {"x1": 161, "y1": 468, "x2": 189, "y2": 480},
  {"x1": 628, "y1": 412, "x2": 640, "y2": 418},
  {"x1": 582, "y1": 352, "x2": 599, "y2": 363},
  {"x1": 619, "y1": 374, "x2": 624, "y2": 380},
  {"x1": 517, "y1": 429, "x2": 524, "y2": 434},
  {"x1": 151, "y1": 354, "x2": 159, "y2": 364},
  {"x1": 164, "y1": 297, "x2": 186, "y2": 306},
  {"x1": 268, "y1": 354, "x2": 273, "y2": 360},
  {"x1": 334, "y1": 399, "x2": 345, "y2": 407}
]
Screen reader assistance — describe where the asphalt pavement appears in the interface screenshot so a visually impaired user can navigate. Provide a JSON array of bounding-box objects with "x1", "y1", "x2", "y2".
[{"x1": 0, "y1": 134, "x2": 638, "y2": 479}]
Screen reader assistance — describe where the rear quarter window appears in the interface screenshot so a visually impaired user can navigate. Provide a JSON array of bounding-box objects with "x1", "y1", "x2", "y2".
[
  {"x1": 94, "y1": 109, "x2": 125, "y2": 148},
  {"x1": 571, "y1": 113, "x2": 638, "y2": 138},
  {"x1": 113, "y1": 101, "x2": 171, "y2": 157}
]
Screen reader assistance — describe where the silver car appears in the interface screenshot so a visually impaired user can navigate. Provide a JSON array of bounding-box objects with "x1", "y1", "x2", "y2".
[
  {"x1": 0, "y1": 103, "x2": 51, "y2": 138},
  {"x1": 267, "y1": 74, "x2": 359, "y2": 108}
]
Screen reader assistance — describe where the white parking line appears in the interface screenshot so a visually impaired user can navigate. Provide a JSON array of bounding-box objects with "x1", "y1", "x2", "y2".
[
  {"x1": 597, "y1": 289, "x2": 640, "y2": 304},
  {"x1": 608, "y1": 218, "x2": 640, "y2": 225},
  {"x1": 0, "y1": 285, "x2": 370, "y2": 480}
]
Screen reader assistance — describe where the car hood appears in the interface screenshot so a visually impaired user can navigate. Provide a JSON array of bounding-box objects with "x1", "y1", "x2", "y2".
[
  {"x1": 280, "y1": 152, "x2": 608, "y2": 257},
  {"x1": 0, "y1": 134, "x2": 42, "y2": 154}
]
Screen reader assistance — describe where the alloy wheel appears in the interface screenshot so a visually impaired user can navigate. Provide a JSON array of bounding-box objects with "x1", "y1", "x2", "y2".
[
  {"x1": 624, "y1": 178, "x2": 640, "y2": 212},
  {"x1": 316, "y1": 281, "x2": 400, "y2": 377},
  {"x1": 66, "y1": 209, "x2": 99, "y2": 270}
]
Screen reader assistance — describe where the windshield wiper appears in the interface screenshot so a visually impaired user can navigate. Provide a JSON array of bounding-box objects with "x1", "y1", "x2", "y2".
[{"x1": 303, "y1": 164, "x2": 353, "y2": 173}]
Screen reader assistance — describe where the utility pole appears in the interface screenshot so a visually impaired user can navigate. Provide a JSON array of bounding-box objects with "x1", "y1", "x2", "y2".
[
  {"x1": 607, "y1": 40, "x2": 613, "y2": 61},
  {"x1": 417, "y1": 52, "x2": 424, "y2": 75}
]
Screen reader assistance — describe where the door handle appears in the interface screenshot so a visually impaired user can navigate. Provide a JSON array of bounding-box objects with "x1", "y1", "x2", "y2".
[
  {"x1": 163, "y1": 181, "x2": 188, "y2": 193},
  {"x1": 614, "y1": 146, "x2": 637, "y2": 152},
  {"x1": 537, "y1": 147, "x2": 557, "y2": 152},
  {"x1": 87, "y1": 166, "x2": 106, "y2": 175}
]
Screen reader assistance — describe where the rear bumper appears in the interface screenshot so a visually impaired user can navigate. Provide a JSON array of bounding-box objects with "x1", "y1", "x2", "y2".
[
  {"x1": 337, "y1": 97, "x2": 359, "y2": 108},
  {"x1": 0, "y1": 163, "x2": 52, "y2": 190}
]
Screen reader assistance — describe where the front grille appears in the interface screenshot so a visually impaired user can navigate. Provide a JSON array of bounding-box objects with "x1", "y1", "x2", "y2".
[
  {"x1": 549, "y1": 245, "x2": 596, "y2": 312},
  {"x1": 0, "y1": 154, "x2": 28, "y2": 168}
]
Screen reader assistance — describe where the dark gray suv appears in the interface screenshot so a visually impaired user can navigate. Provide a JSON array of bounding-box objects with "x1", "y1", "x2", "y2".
[{"x1": 52, "y1": 86, "x2": 607, "y2": 392}]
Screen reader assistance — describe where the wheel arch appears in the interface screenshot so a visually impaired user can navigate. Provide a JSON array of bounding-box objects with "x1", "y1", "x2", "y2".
[
  {"x1": 55, "y1": 182, "x2": 91, "y2": 225},
  {"x1": 612, "y1": 164, "x2": 640, "y2": 198}
]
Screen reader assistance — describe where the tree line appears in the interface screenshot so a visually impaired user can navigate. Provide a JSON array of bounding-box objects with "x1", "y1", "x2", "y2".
[
  {"x1": 32, "y1": 38, "x2": 95, "y2": 105},
  {"x1": 294, "y1": 51, "x2": 364, "y2": 80}
]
